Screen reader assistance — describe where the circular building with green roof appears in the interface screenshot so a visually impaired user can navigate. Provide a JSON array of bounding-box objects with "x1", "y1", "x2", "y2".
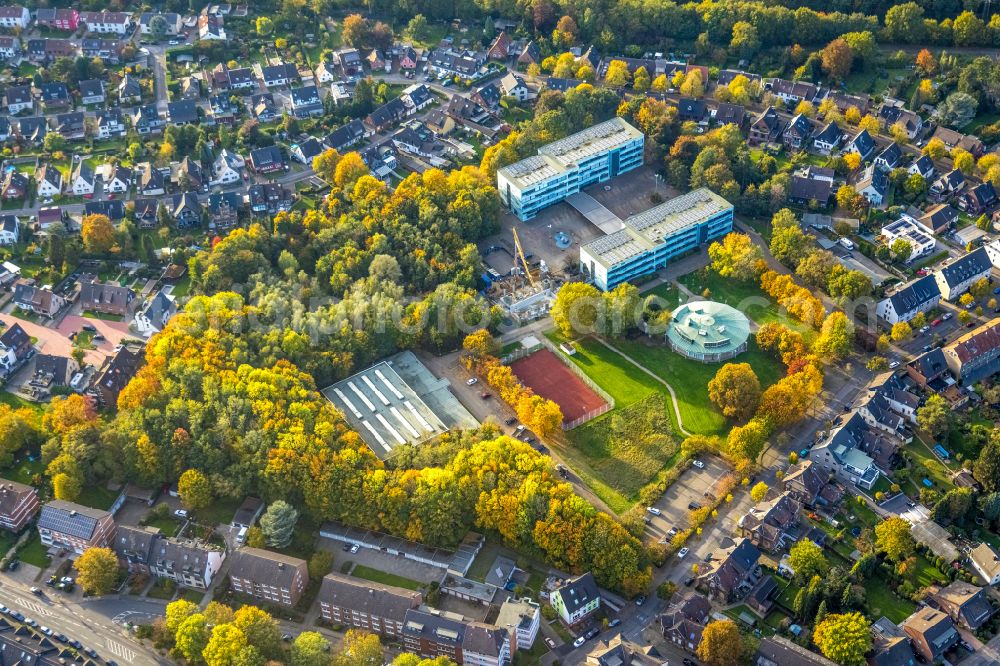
[{"x1": 666, "y1": 300, "x2": 751, "y2": 363}]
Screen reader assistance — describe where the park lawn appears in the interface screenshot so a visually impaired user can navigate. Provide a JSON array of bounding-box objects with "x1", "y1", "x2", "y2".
[
  {"x1": 678, "y1": 270, "x2": 816, "y2": 342},
  {"x1": 351, "y1": 564, "x2": 422, "y2": 591},
  {"x1": 612, "y1": 337, "x2": 784, "y2": 438},
  {"x1": 640, "y1": 281, "x2": 682, "y2": 309},
  {"x1": 18, "y1": 534, "x2": 50, "y2": 568}
]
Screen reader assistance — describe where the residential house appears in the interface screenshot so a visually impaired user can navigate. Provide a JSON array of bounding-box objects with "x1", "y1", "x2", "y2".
[
  {"x1": 212, "y1": 149, "x2": 244, "y2": 185},
  {"x1": 248, "y1": 146, "x2": 285, "y2": 174},
  {"x1": 811, "y1": 123, "x2": 844, "y2": 154},
  {"x1": 177, "y1": 157, "x2": 206, "y2": 192},
  {"x1": 472, "y1": 82, "x2": 501, "y2": 112},
  {"x1": 179, "y1": 76, "x2": 201, "y2": 99},
  {"x1": 847, "y1": 129, "x2": 877, "y2": 161},
  {"x1": 1, "y1": 172, "x2": 27, "y2": 201},
  {"x1": 874, "y1": 143, "x2": 903, "y2": 171},
  {"x1": 68, "y1": 161, "x2": 95, "y2": 196},
  {"x1": 118, "y1": 75, "x2": 143, "y2": 103},
  {"x1": 197, "y1": 14, "x2": 226, "y2": 40},
  {"x1": 970, "y1": 542, "x2": 1000, "y2": 585},
  {"x1": 96, "y1": 108, "x2": 125, "y2": 139},
  {"x1": 782, "y1": 113, "x2": 813, "y2": 151},
  {"x1": 80, "y1": 276, "x2": 135, "y2": 317},
  {"x1": 900, "y1": 608, "x2": 959, "y2": 663},
  {"x1": 54, "y1": 112, "x2": 84, "y2": 140},
  {"x1": 359, "y1": 142, "x2": 398, "y2": 181},
  {"x1": 334, "y1": 47, "x2": 363, "y2": 78},
  {"x1": 916, "y1": 204, "x2": 957, "y2": 236},
  {"x1": 781, "y1": 461, "x2": 829, "y2": 507},
  {"x1": 697, "y1": 538, "x2": 762, "y2": 604},
  {"x1": 168, "y1": 192, "x2": 201, "y2": 227},
  {"x1": 756, "y1": 636, "x2": 837, "y2": 666},
  {"x1": 316, "y1": 573, "x2": 421, "y2": 637},
  {"x1": 323, "y1": 119, "x2": 368, "y2": 152},
  {"x1": 79, "y1": 79, "x2": 105, "y2": 105},
  {"x1": 932, "y1": 581, "x2": 992, "y2": 630},
  {"x1": 878, "y1": 100, "x2": 923, "y2": 140},
  {"x1": 676, "y1": 98, "x2": 707, "y2": 124},
  {"x1": 869, "y1": 617, "x2": 917, "y2": 666},
  {"x1": 401, "y1": 609, "x2": 510, "y2": 666},
  {"x1": 959, "y1": 181, "x2": 998, "y2": 215},
  {"x1": 0, "y1": 116, "x2": 14, "y2": 141},
  {"x1": 789, "y1": 166, "x2": 834, "y2": 206},
  {"x1": 112, "y1": 525, "x2": 161, "y2": 573},
  {"x1": 14, "y1": 117, "x2": 46, "y2": 144},
  {"x1": 35, "y1": 165, "x2": 62, "y2": 199},
  {"x1": 399, "y1": 46, "x2": 419, "y2": 71},
  {"x1": 12, "y1": 282, "x2": 63, "y2": 317},
  {"x1": 138, "y1": 163, "x2": 166, "y2": 196},
  {"x1": 943, "y1": 318, "x2": 1000, "y2": 385},
  {"x1": 248, "y1": 183, "x2": 291, "y2": 215},
  {"x1": 90, "y1": 347, "x2": 142, "y2": 406},
  {"x1": 933, "y1": 246, "x2": 992, "y2": 300},
  {"x1": 738, "y1": 491, "x2": 802, "y2": 553},
  {"x1": 487, "y1": 30, "x2": 512, "y2": 60},
  {"x1": 288, "y1": 85, "x2": 322, "y2": 118},
  {"x1": 550, "y1": 572, "x2": 600, "y2": 625},
  {"x1": 906, "y1": 347, "x2": 950, "y2": 391},
  {"x1": 252, "y1": 93, "x2": 277, "y2": 121},
  {"x1": 713, "y1": 103, "x2": 747, "y2": 129},
  {"x1": 402, "y1": 84, "x2": 433, "y2": 112},
  {"x1": 765, "y1": 78, "x2": 819, "y2": 106},
  {"x1": 27, "y1": 38, "x2": 75, "y2": 63},
  {"x1": 37, "y1": 500, "x2": 114, "y2": 554},
  {"x1": 3, "y1": 84, "x2": 31, "y2": 114},
  {"x1": 718, "y1": 69, "x2": 762, "y2": 87},
  {"x1": 876, "y1": 275, "x2": 941, "y2": 325},
  {"x1": 36, "y1": 207, "x2": 65, "y2": 231},
  {"x1": 811, "y1": 412, "x2": 885, "y2": 489},
  {"x1": 659, "y1": 594, "x2": 711, "y2": 654},
  {"x1": 0, "y1": 215, "x2": 17, "y2": 246},
  {"x1": 930, "y1": 168, "x2": 965, "y2": 202},
  {"x1": 748, "y1": 107, "x2": 784, "y2": 146},
  {"x1": 932, "y1": 127, "x2": 984, "y2": 156},
  {"x1": 167, "y1": 100, "x2": 199, "y2": 126},
  {"x1": 856, "y1": 164, "x2": 888, "y2": 207},
  {"x1": 225, "y1": 66, "x2": 256, "y2": 91},
  {"x1": 824, "y1": 90, "x2": 871, "y2": 115},
  {"x1": 518, "y1": 40, "x2": 541, "y2": 67},
  {"x1": 261, "y1": 63, "x2": 298, "y2": 88},
  {"x1": 0, "y1": 479, "x2": 38, "y2": 533},
  {"x1": 133, "y1": 105, "x2": 165, "y2": 135},
  {"x1": 30, "y1": 353, "x2": 78, "y2": 389},
  {"x1": 149, "y1": 536, "x2": 226, "y2": 589},
  {"x1": 0, "y1": 323, "x2": 30, "y2": 373},
  {"x1": 81, "y1": 38, "x2": 123, "y2": 64},
  {"x1": 35, "y1": 8, "x2": 78, "y2": 31},
  {"x1": 365, "y1": 48, "x2": 387, "y2": 72},
  {"x1": 499, "y1": 72, "x2": 529, "y2": 102},
  {"x1": 133, "y1": 198, "x2": 158, "y2": 227},
  {"x1": 583, "y1": 635, "x2": 664, "y2": 665},
  {"x1": 291, "y1": 137, "x2": 324, "y2": 165},
  {"x1": 908, "y1": 155, "x2": 935, "y2": 180},
  {"x1": 80, "y1": 11, "x2": 132, "y2": 34},
  {"x1": 100, "y1": 164, "x2": 131, "y2": 193},
  {"x1": 365, "y1": 97, "x2": 408, "y2": 133},
  {"x1": 37, "y1": 83, "x2": 70, "y2": 112},
  {"x1": 206, "y1": 191, "x2": 242, "y2": 229},
  {"x1": 427, "y1": 47, "x2": 485, "y2": 79},
  {"x1": 0, "y1": 6, "x2": 30, "y2": 30},
  {"x1": 228, "y1": 547, "x2": 308, "y2": 607},
  {"x1": 84, "y1": 200, "x2": 125, "y2": 221},
  {"x1": 496, "y1": 597, "x2": 540, "y2": 651},
  {"x1": 314, "y1": 61, "x2": 337, "y2": 83},
  {"x1": 231, "y1": 498, "x2": 264, "y2": 531},
  {"x1": 0, "y1": 36, "x2": 20, "y2": 60}
]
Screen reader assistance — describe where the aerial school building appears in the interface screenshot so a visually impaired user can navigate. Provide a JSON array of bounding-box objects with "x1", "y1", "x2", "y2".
[
  {"x1": 496, "y1": 118, "x2": 734, "y2": 291},
  {"x1": 496, "y1": 117, "x2": 645, "y2": 221}
]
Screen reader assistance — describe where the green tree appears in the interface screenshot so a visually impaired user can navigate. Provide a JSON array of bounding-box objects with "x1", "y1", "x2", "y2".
[
  {"x1": 290, "y1": 632, "x2": 331, "y2": 666},
  {"x1": 890, "y1": 238, "x2": 912, "y2": 262},
  {"x1": 405, "y1": 15, "x2": 428, "y2": 41},
  {"x1": 883, "y1": 2, "x2": 926, "y2": 42},
  {"x1": 788, "y1": 539, "x2": 829, "y2": 583},
  {"x1": 729, "y1": 21, "x2": 760, "y2": 60},
  {"x1": 974, "y1": 436, "x2": 1000, "y2": 492},
  {"x1": 874, "y1": 516, "x2": 915, "y2": 562},
  {"x1": 707, "y1": 363, "x2": 761, "y2": 422},
  {"x1": 177, "y1": 468, "x2": 212, "y2": 511},
  {"x1": 696, "y1": 620, "x2": 744, "y2": 666},
  {"x1": 813, "y1": 612, "x2": 872, "y2": 666},
  {"x1": 812, "y1": 312, "x2": 855, "y2": 360},
  {"x1": 916, "y1": 394, "x2": 950, "y2": 438},
  {"x1": 259, "y1": 500, "x2": 299, "y2": 548},
  {"x1": 74, "y1": 547, "x2": 119, "y2": 595}
]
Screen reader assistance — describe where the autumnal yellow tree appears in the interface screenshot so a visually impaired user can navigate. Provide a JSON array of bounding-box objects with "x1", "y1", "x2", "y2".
[
  {"x1": 813, "y1": 612, "x2": 872, "y2": 666},
  {"x1": 857, "y1": 115, "x2": 881, "y2": 133},
  {"x1": 697, "y1": 619, "x2": 744, "y2": 666},
  {"x1": 74, "y1": 547, "x2": 119, "y2": 595},
  {"x1": 604, "y1": 60, "x2": 631, "y2": 87},
  {"x1": 81, "y1": 214, "x2": 116, "y2": 253}
]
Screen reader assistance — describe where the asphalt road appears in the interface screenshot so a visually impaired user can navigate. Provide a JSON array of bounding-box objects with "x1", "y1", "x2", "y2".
[{"x1": 0, "y1": 577, "x2": 169, "y2": 665}]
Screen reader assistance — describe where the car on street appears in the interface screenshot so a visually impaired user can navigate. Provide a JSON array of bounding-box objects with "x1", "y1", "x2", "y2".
[
  {"x1": 922, "y1": 345, "x2": 932, "y2": 352},
  {"x1": 692, "y1": 459, "x2": 705, "y2": 468},
  {"x1": 480, "y1": 391, "x2": 491, "y2": 399},
  {"x1": 47, "y1": 576, "x2": 57, "y2": 586},
  {"x1": 646, "y1": 506, "x2": 661, "y2": 516},
  {"x1": 704, "y1": 552, "x2": 713, "y2": 561},
  {"x1": 349, "y1": 543, "x2": 359, "y2": 554},
  {"x1": 573, "y1": 636, "x2": 586, "y2": 648},
  {"x1": 465, "y1": 378, "x2": 478, "y2": 385},
  {"x1": 504, "y1": 417, "x2": 516, "y2": 426},
  {"x1": 919, "y1": 325, "x2": 930, "y2": 334},
  {"x1": 82, "y1": 324, "x2": 96, "y2": 332},
  {"x1": 687, "y1": 502, "x2": 701, "y2": 510},
  {"x1": 83, "y1": 648, "x2": 98, "y2": 659},
  {"x1": 683, "y1": 659, "x2": 699, "y2": 666},
  {"x1": 174, "y1": 509, "x2": 188, "y2": 518},
  {"x1": 889, "y1": 361, "x2": 900, "y2": 369},
  {"x1": 608, "y1": 618, "x2": 621, "y2": 628},
  {"x1": 677, "y1": 547, "x2": 689, "y2": 558},
  {"x1": 29, "y1": 587, "x2": 41, "y2": 595},
  {"x1": 943, "y1": 312, "x2": 953, "y2": 320},
  {"x1": 585, "y1": 628, "x2": 600, "y2": 639},
  {"x1": 634, "y1": 595, "x2": 646, "y2": 606}
]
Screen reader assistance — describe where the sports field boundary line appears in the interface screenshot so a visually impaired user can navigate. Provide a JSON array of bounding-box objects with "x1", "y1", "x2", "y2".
[{"x1": 588, "y1": 336, "x2": 693, "y2": 438}]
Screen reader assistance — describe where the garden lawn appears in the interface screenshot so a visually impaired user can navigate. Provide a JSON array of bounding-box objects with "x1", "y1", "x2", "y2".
[
  {"x1": 1, "y1": 457, "x2": 44, "y2": 485},
  {"x1": 144, "y1": 516, "x2": 182, "y2": 537},
  {"x1": 18, "y1": 534, "x2": 50, "y2": 568},
  {"x1": 678, "y1": 271, "x2": 815, "y2": 342},
  {"x1": 906, "y1": 434, "x2": 957, "y2": 490},
  {"x1": 76, "y1": 484, "x2": 119, "y2": 511},
  {"x1": 0, "y1": 392, "x2": 44, "y2": 419},
  {"x1": 865, "y1": 577, "x2": 916, "y2": 624},
  {"x1": 0, "y1": 531, "x2": 16, "y2": 557},
  {"x1": 350, "y1": 565, "x2": 422, "y2": 591},
  {"x1": 196, "y1": 497, "x2": 241, "y2": 527},
  {"x1": 640, "y1": 282, "x2": 682, "y2": 309}
]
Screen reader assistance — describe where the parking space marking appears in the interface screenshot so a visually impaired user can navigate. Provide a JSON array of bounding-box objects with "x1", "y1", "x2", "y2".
[
  {"x1": 106, "y1": 638, "x2": 136, "y2": 663},
  {"x1": 13, "y1": 598, "x2": 51, "y2": 617}
]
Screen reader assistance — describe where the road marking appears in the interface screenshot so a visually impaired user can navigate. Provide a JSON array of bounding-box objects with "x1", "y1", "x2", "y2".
[
  {"x1": 13, "y1": 598, "x2": 51, "y2": 617},
  {"x1": 106, "y1": 638, "x2": 136, "y2": 663}
]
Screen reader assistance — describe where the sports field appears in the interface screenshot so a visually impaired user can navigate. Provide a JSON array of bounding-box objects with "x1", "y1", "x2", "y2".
[{"x1": 510, "y1": 348, "x2": 607, "y2": 423}]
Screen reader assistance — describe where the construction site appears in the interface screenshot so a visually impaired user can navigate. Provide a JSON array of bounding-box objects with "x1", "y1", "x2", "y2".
[{"x1": 481, "y1": 228, "x2": 563, "y2": 324}]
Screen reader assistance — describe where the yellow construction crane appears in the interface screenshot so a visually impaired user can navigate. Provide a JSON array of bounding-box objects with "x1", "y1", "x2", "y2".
[{"x1": 512, "y1": 228, "x2": 536, "y2": 287}]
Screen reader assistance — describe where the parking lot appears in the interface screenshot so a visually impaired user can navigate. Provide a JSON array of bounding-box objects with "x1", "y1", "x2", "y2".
[
  {"x1": 318, "y1": 536, "x2": 446, "y2": 586},
  {"x1": 893, "y1": 304, "x2": 973, "y2": 359},
  {"x1": 643, "y1": 456, "x2": 730, "y2": 542}
]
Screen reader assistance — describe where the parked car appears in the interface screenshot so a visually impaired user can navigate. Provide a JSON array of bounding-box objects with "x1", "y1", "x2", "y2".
[
  {"x1": 465, "y1": 378, "x2": 478, "y2": 386},
  {"x1": 677, "y1": 547, "x2": 690, "y2": 558},
  {"x1": 692, "y1": 459, "x2": 705, "y2": 469},
  {"x1": 608, "y1": 618, "x2": 621, "y2": 628},
  {"x1": 646, "y1": 506, "x2": 661, "y2": 516},
  {"x1": 687, "y1": 502, "x2": 701, "y2": 510},
  {"x1": 29, "y1": 587, "x2": 41, "y2": 596},
  {"x1": 573, "y1": 636, "x2": 586, "y2": 648},
  {"x1": 634, "y1": 595, "x2": 646, "y2": 606},
  {"x1": 544, "y1": 637, "x2": 556, "y2": 649},
  {"x1": 174, "y1": 509, "x2": 188, "y2": 518},
  {"x1": 943, "y1": 312, "x2": 953, "y2": 320}
]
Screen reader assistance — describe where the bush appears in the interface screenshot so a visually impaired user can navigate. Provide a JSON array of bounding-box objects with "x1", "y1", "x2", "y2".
[{"x1": 541, "y1": 605, "x2": 557, "y2": 621}]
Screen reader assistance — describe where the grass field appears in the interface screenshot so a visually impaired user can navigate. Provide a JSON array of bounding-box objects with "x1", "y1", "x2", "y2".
[
  {"x1": 1, "y1": 457, "x2": 44, "y2": 485},
  {"x1": 144, "y1": 516, "x2": 182, "y2": 537},
  {"x1": 76, "y1": 484, "x2": 119, "y2": 511},
  {"x1": 18, "y1": 534, "x2": 50, "y2": 568},
  {"x1": 350, "y1": 564, "x2": 422, "y2": 591},
  {"x1": 678, "y1": 270, "x2": 816, "y2": 342},
  {"x1": 197, "y1": 497, "x2": 240, "y2": 527}
]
